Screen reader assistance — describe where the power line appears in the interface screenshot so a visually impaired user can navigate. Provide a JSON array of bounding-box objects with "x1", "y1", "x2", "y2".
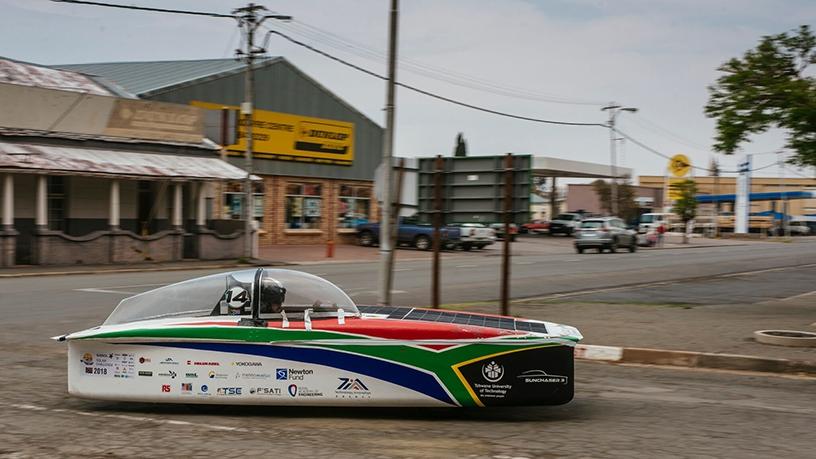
[
  {"x1": 264, "y1": 28, "x2": 605, "y2": 127},
  {"x1": 50, "y1": 0, "x2": 234, "y2": 18},
  {"x1": 279, "y1": 20, "x2": 607, "y2": 106}
]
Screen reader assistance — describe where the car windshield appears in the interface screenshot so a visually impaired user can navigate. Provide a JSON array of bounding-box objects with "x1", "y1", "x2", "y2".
[
  {"x1": 640, "y1": 214, "x2": 656, "y2": 223},
  {"x1": 556, "y1": 214, "x2": 575, "y2": 221},
  {"x1": 104, "y1": 269, "x2": 358, "y2": 325},
  {"x1": 581, "y1": 221, "x2": 605, "y2": 229}
]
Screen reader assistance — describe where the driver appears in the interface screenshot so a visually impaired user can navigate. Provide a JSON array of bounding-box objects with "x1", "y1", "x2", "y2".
[{"x1": 259, "y1": 277, "x2": 286, "y2": 314}]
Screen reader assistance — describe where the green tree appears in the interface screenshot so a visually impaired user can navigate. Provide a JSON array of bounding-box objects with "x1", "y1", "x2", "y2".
[
  {"x1": 453, "y1": 133, "x2": 467, "y2": 157},
  {"x1": 671, "y1": 179, "x2": 698, "y2": 244},
  {"x1": 591, "y1": 179, "x2": 639, "y2": 223},
  {"x1": 705, "y1": 25, "x2": 816, "y2": 167}
]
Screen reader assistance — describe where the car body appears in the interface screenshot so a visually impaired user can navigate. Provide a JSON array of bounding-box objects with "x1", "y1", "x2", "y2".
[
  {"x1": 56, "y1": 269, "x2": 582, "y2": 407},
  {"x1": 448, "y1": 223, "x2": 496, "y2": 250},
  {"x1": 489, "y1": 223, "x2": 518, "y2": 241},
  {"x1": 638, "y1": 213, "x2": 676, "y2": 233},
  {"x1": 574, "y1": 217, "x2": 638, "y2": 253},
  {"x1": 357, "y1": 216, "x2": 460, "y2": 250},
  {"x1": 548, "y1": 213, "x2": 583, "y2": 236},
  {"x1": 771, "y1": 221, "x2": 812, "y2": 236},
  {"x1": 520, "y1": 220, "x2": 549, "y2": 234}
]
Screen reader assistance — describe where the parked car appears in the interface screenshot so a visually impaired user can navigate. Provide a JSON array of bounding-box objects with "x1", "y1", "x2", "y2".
[
  {"x1": 489, "y1": 223, "x2": 518, "y2": 241},
  {"x1": 548, "y1": 213, "x2": 583, "y2": 236},
  {"x1": 448, "y1": 223, "x2": 496, "y2": 250},
  {"x1": 638, "y1": 212, "x2": 676, "y2": 233},
  {"x1": 520, "y1": 219, "x2": 549, "y2": 234},
  {"x1": 574, "y1": 217, "x2": 637, "y2": 253},
  {"x1": 356, "y1": 217, "x2": 461, "y2": 250},
  {"x1": 770, "y1": 221, "x2": 812, "y2": 236}
]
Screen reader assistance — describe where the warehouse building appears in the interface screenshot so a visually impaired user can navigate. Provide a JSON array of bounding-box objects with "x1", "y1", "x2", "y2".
[{"x1": 59, "y1": 58, "x2": 384, "y2": 247}]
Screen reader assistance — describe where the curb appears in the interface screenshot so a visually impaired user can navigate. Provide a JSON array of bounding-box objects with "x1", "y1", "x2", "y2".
[
  {"x1": 0, "y1": 261, "x2": 290, "y2": 279},
  {"x1": 575, "y1": 344, "x2": 816, "y2": 376}
]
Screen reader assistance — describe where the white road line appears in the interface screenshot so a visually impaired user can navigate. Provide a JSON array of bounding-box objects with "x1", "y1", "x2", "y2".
[
  {"x1": 780, "y1": 289, "x2": 816, "y2": 302},
  {"x1": 394, "y1": 268, "x2": 412, "y2": 272},
  {"x1": 4, "y1": 402, "x2": 262, "y2": 434},
  {"x1": 350, "y1": 289, "x2": 406, "y2": 296},
  {"x1": 514, "y1": 261, "x2": 535, "y2": 265},
  {"x1": 74, "y1": 288, "x2": 139, "y2": 295},
  {"x1": 454, "y1": 264, "x2": 478, "y2": 268}
]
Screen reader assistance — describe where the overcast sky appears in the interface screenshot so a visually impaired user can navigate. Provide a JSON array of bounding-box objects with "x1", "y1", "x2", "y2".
[{"x1": 2, "y1": 0, "x2": 815, "y2": 181}]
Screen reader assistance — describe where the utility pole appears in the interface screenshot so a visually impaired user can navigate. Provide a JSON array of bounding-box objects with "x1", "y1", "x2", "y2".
[
  {"x1": 233, "y1": 3, "x2": 291, "y2": 259},
  {"x1": 378, "y1": 0, "x2": 399, "y2": 305},
  {"x1": 601, "y1": 103, "x2": 637, "y2": 216}
]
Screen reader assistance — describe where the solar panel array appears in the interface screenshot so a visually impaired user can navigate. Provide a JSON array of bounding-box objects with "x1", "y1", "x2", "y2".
[{"x1": 357, "y1": 305, "x2": 547, "y2": 334}]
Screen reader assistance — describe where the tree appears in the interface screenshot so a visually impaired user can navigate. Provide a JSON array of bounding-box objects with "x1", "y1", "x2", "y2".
[
  {"x1": 705, "y1": 25, "x2": 816, "y2": 167},
  {"x1": 591, "y1": 179, "x2": 639, "y2": 223},
  {"x1": 671, "y1": 179, "x2": 698, "y2": 244},
  {"x1": 453, "y1": 133, "x2": 467, "y2": 157}
]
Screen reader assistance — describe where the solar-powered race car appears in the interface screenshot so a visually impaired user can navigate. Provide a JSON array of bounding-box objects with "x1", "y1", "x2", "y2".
[{"x1": 56, "y1": 269, "x2": 582, "y2": 407}]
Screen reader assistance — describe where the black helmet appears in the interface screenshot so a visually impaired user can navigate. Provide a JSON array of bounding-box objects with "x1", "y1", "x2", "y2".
[{"x1": 259, "y1": 277, "x2": 286, "y2": 313}]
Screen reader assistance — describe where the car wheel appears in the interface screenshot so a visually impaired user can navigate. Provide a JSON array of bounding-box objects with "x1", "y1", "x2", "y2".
[
  {"x1": 358, "y1": 231, "x2": 374, "y2": 247},
  {"x1": 475, "y1": 244, "x2": 486, "y2": 250},
  {"x1": 414, "y1": 235, "x2": 431, "y2": 250},
  {"x1": 576, "y1": 247, "x2": 584, "y2": 254},
  {"x1": 462, "y1": 243, "x2": 472, "y2": 251},
  {"x1": 609, "y1": 239, "x2": 618, "y2": 253},
  {"x1": 628, "y1": 239, "x2": 637, "y2": 252}
]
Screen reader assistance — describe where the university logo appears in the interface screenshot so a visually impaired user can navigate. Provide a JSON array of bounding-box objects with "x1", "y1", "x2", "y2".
[{"x1": 481, "y1": 361, "x2": 504, "y2": 383}]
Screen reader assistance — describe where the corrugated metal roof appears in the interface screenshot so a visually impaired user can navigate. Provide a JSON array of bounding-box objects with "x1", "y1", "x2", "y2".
[
  {"x1": 0, "y1": 58, "x2": 112, "y2": 96},
  {"x1": 0, "y1": 127, "x2": 219, "y2": 151},
  {"x1": 57, "y1": 58, "x2": 276, "y2": 96},
  {"x1": 0, "y1": 141, "x2": 251, "y2": 181}
]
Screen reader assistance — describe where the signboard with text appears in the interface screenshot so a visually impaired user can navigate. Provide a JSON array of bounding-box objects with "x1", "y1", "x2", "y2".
[{"x1": 192, "y1": 101, "x2": 354, "y2": 166}]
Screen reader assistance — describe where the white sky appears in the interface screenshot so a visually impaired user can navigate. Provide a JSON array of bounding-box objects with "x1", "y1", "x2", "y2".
[{"x1": 2, "y1": 0, "x2": 815, "y2": 181}]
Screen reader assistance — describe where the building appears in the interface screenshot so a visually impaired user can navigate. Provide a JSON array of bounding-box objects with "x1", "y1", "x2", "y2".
[
  {"x1": 59, "y1": 58, "x2": 384, "y2": 247},
  {"x1": 0, "y1": 58, "x2": 249, "y2": 266},
  {"x1": 638, "y1": 175, "x2": 816, "y2": 216},
  {"x1": 566, "y1": 183, "x2": 663, "y2": 216}
]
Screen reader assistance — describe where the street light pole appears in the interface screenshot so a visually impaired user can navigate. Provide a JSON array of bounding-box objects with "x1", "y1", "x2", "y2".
[
  {"x1": 601, "y1": 103, "x2": 637, "y2": 216},
  {"x1": 233, "y1": 3, "x2": 292, "y2": 259}
]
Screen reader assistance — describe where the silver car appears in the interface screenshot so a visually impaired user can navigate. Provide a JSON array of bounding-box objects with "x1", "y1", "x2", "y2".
[{"x1": 574, "y1": 217, "x2": 637, "y2": 253}]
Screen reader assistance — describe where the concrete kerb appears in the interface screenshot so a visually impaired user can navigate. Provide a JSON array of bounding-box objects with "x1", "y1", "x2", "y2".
[{"x1": 576, "y1": 344, "x2": 816, "y2": 376}]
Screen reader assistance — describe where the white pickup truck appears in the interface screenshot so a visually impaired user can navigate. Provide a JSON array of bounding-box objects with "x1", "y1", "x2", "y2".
[{"x1": 449, "y1": 223, "x2": 496, "y2": 250}]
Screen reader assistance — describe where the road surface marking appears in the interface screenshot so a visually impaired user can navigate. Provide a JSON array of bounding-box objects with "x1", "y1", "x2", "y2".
[
  {"x1": 74, "y1": 288, "x2": 139, "y2": 295},
  {"x1": 779, "y1": 289, "x2": 816, "y2": 302},
  {"x1": 394, "y1": 268, "x2": 412, "y2": 272},
  {"x1": 514, "y1": 261, "x2": 535, "y2": 265},
  {"x1": 455, "y1": 264, "x2": 479, "y2": 268}
]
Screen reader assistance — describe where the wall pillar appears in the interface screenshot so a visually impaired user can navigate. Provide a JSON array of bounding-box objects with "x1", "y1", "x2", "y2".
[
  {"x1": 1, "y1": 174, "x2": 16, "y2": 267},
  {"x1": 196, "y1": 182, "x2": 207, "y2": 228},
  {"x1": 2, "y1": 174, "x2": 13, "y2": 230},
  {"x1": 109, "y1": 180, "x2": 120, "y2": 230},
  {"x1": 35, "y1": 175, "x2": 47, "y2": 229},
  {"x1": 172, "y1": 182, "x2": 183, "y2": 229}
]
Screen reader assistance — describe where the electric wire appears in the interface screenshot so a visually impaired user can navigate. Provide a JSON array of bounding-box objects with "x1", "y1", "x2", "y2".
[{"x1": 50, "y1": 0, "x2": 233, "y2": 18}]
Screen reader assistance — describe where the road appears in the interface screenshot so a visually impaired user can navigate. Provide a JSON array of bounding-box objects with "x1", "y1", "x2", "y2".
[{"x1": 1, "y1": 240, "x2": 815, "y2": 458}]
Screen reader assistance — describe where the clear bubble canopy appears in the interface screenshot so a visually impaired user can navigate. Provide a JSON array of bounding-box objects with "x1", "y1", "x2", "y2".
[{"x1": 104, "y1": 269, "x2": 358, "y2": 325}]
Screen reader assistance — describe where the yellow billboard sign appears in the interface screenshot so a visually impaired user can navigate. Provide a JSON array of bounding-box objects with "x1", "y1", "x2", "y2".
[
  {"x1": 192, "y1": 101, "x2": 354, "y2": 165},
  {"x1": 668, "y1": 154, "x2": 691, "y2": 177}
]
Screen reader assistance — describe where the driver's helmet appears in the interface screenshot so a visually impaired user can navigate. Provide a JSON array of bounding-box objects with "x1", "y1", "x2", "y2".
[{"x1": 259, "y1": 277, "x2": 286, "y2": 314}]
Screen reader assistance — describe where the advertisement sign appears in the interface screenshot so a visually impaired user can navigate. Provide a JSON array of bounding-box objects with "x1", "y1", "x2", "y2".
[
  {"x1": 105, "y1": 99, "x2": 204, "y2": 143},
  {"x1": 735, "y1": 155, "x2": 752, "y2": 234},
  {"x1": 192, "y1": 101, "x2": 354, "y2": 166},
  {"x1": 666, "y1": 154, "x2": 691, "y2": 201}
]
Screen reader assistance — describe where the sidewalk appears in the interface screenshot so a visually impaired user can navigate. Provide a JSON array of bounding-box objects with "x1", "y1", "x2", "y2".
[
  {"x1": 454, "y1": 297, "x2": 816, "y2": 373},
  {"x1": 257, "y1": 243, "x2": 453, "y2": 264}
]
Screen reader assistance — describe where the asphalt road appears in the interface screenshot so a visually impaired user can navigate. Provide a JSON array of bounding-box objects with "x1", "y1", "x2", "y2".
[{"x1": 2, "y1": 241, "x2": 815, "y2": 458}]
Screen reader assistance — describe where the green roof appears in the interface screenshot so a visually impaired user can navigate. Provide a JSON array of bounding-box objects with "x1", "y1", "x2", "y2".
[{"x1": 56, "y1": 58, "x2": 277, "y2": 96}]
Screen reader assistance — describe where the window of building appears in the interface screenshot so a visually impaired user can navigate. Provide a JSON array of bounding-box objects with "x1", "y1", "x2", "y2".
[
  {"x1": 286, "y1": 183, "x2": 322, "y2": 229},
  {"x1": 47, "y1": 176, "x2": 66, "y2": 231},
  {"x1": 223, "y1": 181, "x2": 264, "y2": 221},
  {"x1": 337, "y1": 185, "x2": 371, "y2": 228}
]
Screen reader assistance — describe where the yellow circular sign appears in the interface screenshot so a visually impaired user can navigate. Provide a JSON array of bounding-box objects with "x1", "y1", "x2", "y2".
[{"x1": 669, "y1": 154, "x2": 691, "y2": 177}]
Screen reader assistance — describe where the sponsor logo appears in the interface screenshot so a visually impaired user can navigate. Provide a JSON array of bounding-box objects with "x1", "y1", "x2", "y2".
[
  {"x1": 516, "y1": 370, "x2": 569, "y2": 385},
  {"x1": 249, "y1": 387, "x2": 283, "y2": 396},
  {"x1": 81, "y1": 353, "x2": 94, "y2": 365},
  {"x1": 138, "y1": 357, "x2": 151, "y2": 364},
  {"x1": 200, "y1": 384, "x2": 209, "y2": 393},
  {"x1": 335, "y1": 377, "x2": 371, "y2": 399},
  {"x1": 181, "y1": 383, "x2": 193, "y2": 392},
  {"x1": 158, "y1": 370, "x2": 177, "y2": 379},
  {"x1": 208, "y1": 371, "x2": 228, "y2": 380},
  {"x1": 287, "y1": 384, "x2": 323, "y2": 398},
  {"x1": 236, "y1": 372, "x2": 271, "y2": 380},
  {"x1": 159, "y1": 357, "x2": 179, "y2": 365},
  {"x1": 187, "y1": 360, "x2": 220, "y2": 366},
  {"x1": 185, "y1": 372, "x2": 199, "y2": 379},
  {"x1": 138, "y1": 371, "x2": 153, "y2": 377},
  {"x1": 161, "y1": 384, "x2": 171, "y2": 393},
  {"x1": 276, "y1": 368, "x2": 313, "y2": 380},
  {"x1": 481, "y1": 361, "x2": 504, "y2": 383},
  {"x1": 232, "y1": 361, "x2": 262, "y2": 367},
  {"x1": 216, "y1": 387, "x2": 243, "y2": 396},
  {"x1": 85, "y1": 366, "x2": 107, "y2": 375},
  {"x1": 288, "y1": 384, "x2": 298, "y2": 397}
]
